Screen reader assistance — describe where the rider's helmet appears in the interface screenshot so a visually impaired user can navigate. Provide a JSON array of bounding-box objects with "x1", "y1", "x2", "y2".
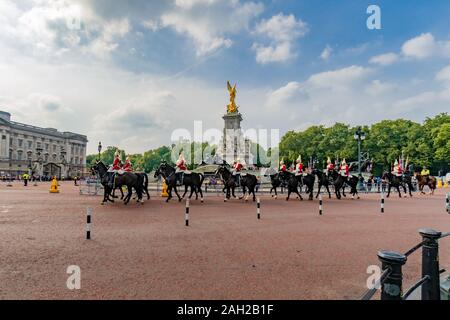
[
  {"x1": 297, "y1": 155, "x2": 302, "y2": 163},
  {"x1": 394, "y1": 159, "x2": 399, "y2": 167},
  {"x1": 342, "y1": 159, "x2": 347, "y2": 166},
  {"x1": 115, "y1": 150, "x2": 120, "y2": 158},
  {"x1": 280, "y1": 160, "x2": 284, "y2": 165},
  {"x1": 327, "y1": 157, "x2": 332, "y2": 164}
]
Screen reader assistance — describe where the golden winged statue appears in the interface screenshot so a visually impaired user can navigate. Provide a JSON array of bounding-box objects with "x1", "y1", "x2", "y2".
[{"x1": 227, "y1": 81, "x2": 238, "y2": 114}]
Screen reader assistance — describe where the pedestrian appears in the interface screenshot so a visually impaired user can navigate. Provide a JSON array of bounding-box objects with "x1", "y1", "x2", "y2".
[{"x1": 22, "y1": 172, "x2": 29, "y2": 186}]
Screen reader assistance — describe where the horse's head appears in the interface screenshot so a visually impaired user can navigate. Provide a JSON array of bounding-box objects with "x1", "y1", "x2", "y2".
[
  {"x1": 154, "y1": 161, "x2": 174, "y2": 179},
  {"x1": 382, "y1": 171, "x2": 391, "y2": 181},
  {"x1": 311, "y1": 168, "x2": 321, "y2": 176}
]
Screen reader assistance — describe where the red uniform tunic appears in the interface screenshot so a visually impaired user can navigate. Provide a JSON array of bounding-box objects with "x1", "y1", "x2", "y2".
[
  {"x1": 176, "y1": 159, "x2": 187, "y2": 171},
  {"x1": 234, "y1": 163, "x2": 243, "y2": 172},
  {"x1": 123, "y1": 160, "x2": 132, "y2": 172},
  {"x1": 112, "y1": 157, "x2": 121, "y2": 170},
  {"x1": 340, "y1": 165, "x2": 349, "y2": 176},
  {"x1": 280, "y1": 164, "x2": 287, "y2": 172},
  {"x1": 327, "y1": 163, "x2": 334, "y2": 171}
]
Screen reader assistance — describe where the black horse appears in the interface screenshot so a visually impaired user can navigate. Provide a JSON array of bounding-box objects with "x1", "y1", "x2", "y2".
[
  {"x1": 92, "y1": 161, "x2": 144, "y2": 205},
  {"x1": 215, "y1": 165, "x2": 258, "y2": 202},
  {"x1": 154, "y1": 162, "x2": 205, "y2": 203},
  {"x1": 382, "y1": 172, "x2": 406, "y2": 198},
  {"x1": 267, "y1": 173, "x2": 283, "y2": 199},
  {"x1": 328, "y1": 170, "x2": 347, "y2": 200},
  {"x1": 312, "y1": 169, "x2": 332, "y2": 199},
  {"x1": 342, "y1": 175, "x2": 361, "y2": 199},
  {"x1": 297, "y1": 173, "x2": 315, "y2": 200}
]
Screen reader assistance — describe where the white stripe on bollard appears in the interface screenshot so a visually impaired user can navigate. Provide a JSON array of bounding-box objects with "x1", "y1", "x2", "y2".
[
  {"x1": 86, "y1": 207, "x2": 92, "y2": 240},
  {"x1": 185, "y1": 199, "x2": 190, "y2": 227}
]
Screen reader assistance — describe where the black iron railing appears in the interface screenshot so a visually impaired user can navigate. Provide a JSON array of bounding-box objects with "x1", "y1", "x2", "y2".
[{"x1": 361, "y1": 228, "x2": 449, "y2": 300}]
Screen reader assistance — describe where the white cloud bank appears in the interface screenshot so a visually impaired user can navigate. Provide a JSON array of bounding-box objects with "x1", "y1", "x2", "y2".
[{"x1": 252, "y1": 13, "x2": 308, "y2": 64}]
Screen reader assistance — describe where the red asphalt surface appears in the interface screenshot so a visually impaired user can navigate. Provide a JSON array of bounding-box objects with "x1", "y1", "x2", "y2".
[{"x1": 0, "y1": 181, "x2": 449, "y2": 300}]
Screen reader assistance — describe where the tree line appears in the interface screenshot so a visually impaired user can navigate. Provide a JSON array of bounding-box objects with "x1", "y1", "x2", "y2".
[{"x1": 87, "y1": 113, "x2": 449, "y2": 176}]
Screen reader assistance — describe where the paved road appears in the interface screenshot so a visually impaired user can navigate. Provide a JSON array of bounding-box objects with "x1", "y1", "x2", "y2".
[{"x1": 0, "y1": 181, "x2": 449, "y2": 299}]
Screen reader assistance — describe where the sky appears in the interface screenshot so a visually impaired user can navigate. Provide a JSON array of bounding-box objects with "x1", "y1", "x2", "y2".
[{"x1": 0, "y1": 0, "x2": 450, "y2": 154}]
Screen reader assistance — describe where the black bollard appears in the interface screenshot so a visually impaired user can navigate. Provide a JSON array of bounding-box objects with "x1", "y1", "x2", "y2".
[
  {"x1": 419, "y1": 228, "x2": 442, "y2": 300},
  {"x1": 377, "y1": 250, "x2": 407, "y2": 300},
  {"x1": 257, "y1": 198, "x2": 261, "y2": 220},
  {"x1": 381, "y1": 192, "x2": 385, "y2": 213},
  {"x1": 185, "y1": 199, "x2": 190, "y2": 227},
  {"x1": 86, "y1": 207, "x2": 92, "y2": 240},
  {"x1": 319, "y1": 194, "x2": 323, "y2": 215}
]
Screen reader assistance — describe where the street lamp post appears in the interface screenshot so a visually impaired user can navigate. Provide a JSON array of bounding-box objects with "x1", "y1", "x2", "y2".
[
  {"x1": 354, "y1": 127, "x2": 366, "y2": 184},
  {"x1": 98, "y1": 142, "x2": 102, "y2": 161}
]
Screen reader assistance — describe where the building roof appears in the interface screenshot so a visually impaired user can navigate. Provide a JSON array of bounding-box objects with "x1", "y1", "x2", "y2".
[{"x1": 0, "y1": 111, "x2": 88, "y2": 142}]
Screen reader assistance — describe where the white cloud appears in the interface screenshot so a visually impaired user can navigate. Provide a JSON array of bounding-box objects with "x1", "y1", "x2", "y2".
[
  {"x1": 401, "y1": 33, "x2": 450, "y2": 59},
  {"x1": 369, "y1": 52, "x2": 398, "y2": 66},
  {"x1": 252, "y1": 13, "x2": 308, "y2": 64},
  {"x1": 0, "y1": 0, "x2": 131, "y2": 60},
  {"x1": 161, "y1": 0, "x2": 263, "y2": 56},
  {"x1": 365, "y1": 80, "x2": 397, "y2": 96},
  {"x1": 436, "y1": 65, "x2": 450, "y2": 83},
  {"x1": 320, "y1": 45, "x2": 332, "y2": 61},
  {"x1": 307, "y1": 65, "x2": 374, "y2": 90}
]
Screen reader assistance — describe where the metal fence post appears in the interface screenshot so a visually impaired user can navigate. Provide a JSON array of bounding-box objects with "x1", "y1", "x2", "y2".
[
  {"x1": 377, "y1": 251, "x2": 407, "y2": 300},
  {"x1": 419, "y1": 228, "x2": 442, "y2": 300}
]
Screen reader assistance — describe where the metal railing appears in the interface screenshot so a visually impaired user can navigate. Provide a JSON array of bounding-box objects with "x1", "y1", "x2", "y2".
[{"x1": 361, "y1": 228, "x2": 449, "y2": 300}]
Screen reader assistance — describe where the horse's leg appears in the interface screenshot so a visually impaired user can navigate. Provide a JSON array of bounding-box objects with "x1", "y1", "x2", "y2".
[
  {"x1": 342, "y1": 184, "x2": 347, "y2": 197},
  {"x1": 182, "y1": 185, "x2": 188, "y2": 199},
  {"x1": 386, "y1": 185, "x2": 391, "y2": 198},
  {"x1": 174, "y1": 186, "x2": 182, "y2": 202},
  {"x1": 232, "y1": 187, "x2": 237, "y2": 198},
  {"x1": 316, "y1": 184, "x2": 321, "y2": 199},
  {"x1": 396, "y1": 186, "x2": 402, "y2": 198},
  {"x1": 326, "y1": 185, "x2": 331, "y2": 199},
  {"x1": 252, "y1": 188, "x2": 256, "y2": 202},
  {"x1": 274, "y1": 187, "x2": 278, "y2": 199},
  {"x1": 124, "y1": 186, "x2": 132, "y2": 205},
  {"x1": 188, "y1": 186, "x2": 195, "y2": 199},
  {"x1": 198, "y1": 185, "x2": 204, "y2": 203},
  {"x1": 286, "y1": 189, "x2": 291, "y2": 201},
  {"x1": 239, "y1": 186, "x2": 246, "y2": 200},
  {"x1": 166, "y1": 186, "x2": 172, "y2": 202},
  {"x1": 295, "y1": 189, "x2": 303, "y2": 201}
]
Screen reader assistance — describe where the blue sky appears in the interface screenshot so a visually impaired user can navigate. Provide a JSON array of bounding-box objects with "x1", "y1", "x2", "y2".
[{"x1": 0, "y1": 0, "x2": 449, "y2": 153}]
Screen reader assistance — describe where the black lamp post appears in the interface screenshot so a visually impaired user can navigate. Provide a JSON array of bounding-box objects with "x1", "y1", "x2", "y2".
[
  {"x1": 354, "y1": 126, "x2": 366, "y2": 177},
  {"x1": 98, "y1": 142, "x2": 102, "y2": 160}
]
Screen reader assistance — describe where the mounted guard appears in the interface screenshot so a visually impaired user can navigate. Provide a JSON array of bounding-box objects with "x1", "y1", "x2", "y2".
[
  {"x1": 340, "y1": 159, "x2": 350, "y2": 177},
  {"x1": 392, "y1": 159, "x2": 403, "y2": 177},
  {"x1": 232, "y1": 159, "x2": 244, "y2": 186},
  {"x1": 295, "y1": 155, "x2": 304, "y2": 176},
  {"x1": 176, "y1": 152, "x2": 188, "y2": 186},
  {"x1": 108, "y1": 150, "x2": 123, "y2": 187},
  {"x1": 123, "y1": 156, "x2": 133, "y2": 172}
]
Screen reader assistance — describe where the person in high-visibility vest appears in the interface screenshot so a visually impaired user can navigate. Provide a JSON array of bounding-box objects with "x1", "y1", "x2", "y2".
[{"x1": 22, "y1": 173, "x2": 29, "y2": 186}]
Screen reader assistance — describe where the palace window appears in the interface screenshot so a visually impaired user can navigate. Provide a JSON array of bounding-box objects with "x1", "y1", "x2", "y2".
[
  {"x1": 18, "y1": 139, "x2": 23, "y2": 147},
  {"x1": 17, "y1": 151, "x2": 23, "y2": 161},
  {"x1": 28, "y1": 141, "x2": 32, "y2": 149}
]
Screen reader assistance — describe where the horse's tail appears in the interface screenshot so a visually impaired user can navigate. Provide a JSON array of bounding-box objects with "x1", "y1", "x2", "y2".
[
  {"x1": 198, "y1": 173, "x2": 205, "y2": 188},
  {"x1": 143, "y1": 173, "x2": 149, "y2": 188}
]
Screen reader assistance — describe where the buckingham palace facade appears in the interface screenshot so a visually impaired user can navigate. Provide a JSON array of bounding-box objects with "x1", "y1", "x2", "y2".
[{"x1": 0, "y1": 111, "x2": 88, "y2": 179}]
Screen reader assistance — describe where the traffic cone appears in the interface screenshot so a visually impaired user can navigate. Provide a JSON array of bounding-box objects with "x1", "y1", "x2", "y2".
[
  {"x1": 161, "y1": 180, "x2": 169, "y2": 197},
  {"x1": 50, "y1": 176, "x2": 60, "y2": 193}
]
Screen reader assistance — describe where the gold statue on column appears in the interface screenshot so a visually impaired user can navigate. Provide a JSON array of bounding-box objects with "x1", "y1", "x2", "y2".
[{"x1": 227, "y1": 81, "x2": 238, "y2": 114}]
